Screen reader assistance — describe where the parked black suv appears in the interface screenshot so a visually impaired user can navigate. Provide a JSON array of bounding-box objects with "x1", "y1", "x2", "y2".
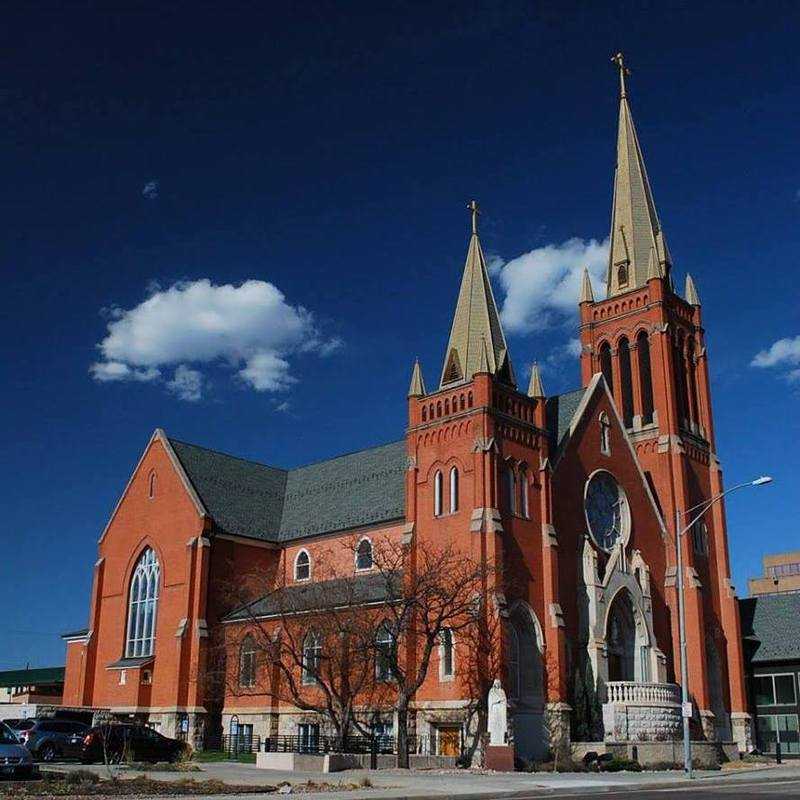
[
  {"x1": 10, "y1": 719, "x2": 88, "y2": 762},
  {"x1": 80, "y1": 724, "x2": 184, "y2": 764}
]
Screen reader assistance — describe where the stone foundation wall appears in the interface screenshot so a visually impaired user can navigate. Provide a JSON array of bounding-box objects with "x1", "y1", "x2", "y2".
[
  {"x1": 572, "y1": 740, "x2": 737, "y2": 768},
  {"x1": 602, "y1": 702, "x2": 681, "y2": 742}
]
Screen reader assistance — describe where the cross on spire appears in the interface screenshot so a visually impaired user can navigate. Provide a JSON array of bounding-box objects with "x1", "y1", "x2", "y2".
[
  {"x1": 467, "y1": 199, "x2": 480, "y2": 235},
  {"x1": 611, "y1": 52, "x2": 630, "y2": 99}
]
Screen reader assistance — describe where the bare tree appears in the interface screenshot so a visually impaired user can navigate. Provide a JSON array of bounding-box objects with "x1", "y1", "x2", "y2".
[
  {"x1": 364, "y1": 538, "x2": 492, "y2": 768},
  {"x1": 216, "y1": 548, "x2": 394, "y2": 752}
]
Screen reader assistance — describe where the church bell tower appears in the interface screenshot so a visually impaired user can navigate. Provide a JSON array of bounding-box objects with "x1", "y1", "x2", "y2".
[{"x1": 577, "y1": 54, "x2": 751, "y2": 749}]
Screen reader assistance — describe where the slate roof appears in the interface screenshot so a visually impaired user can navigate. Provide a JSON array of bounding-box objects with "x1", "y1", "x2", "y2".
[
  {"x1": 545, "y1": 388, "x2": 587, "y2": 450},
  {"x1": 168, "y1": 438, "x2": 406, "y2": 544},
  {"x1": 223, "y1": 571, "x2": 402, "y2": 622},
  {"x1": 0, "y1": 666, "x2": 65, "y2": 688},
  {"x1": 740, "y1": 594, "x2": 800, "y2": 663}
]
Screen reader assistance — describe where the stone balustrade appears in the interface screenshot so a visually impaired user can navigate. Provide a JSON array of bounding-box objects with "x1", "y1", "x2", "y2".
[
  {"x1": 605, "y1": 681, "x2": 681, "y2": 706},
  {"x1": 603, "y1": 681, "x2": 682, "y2": 742}
]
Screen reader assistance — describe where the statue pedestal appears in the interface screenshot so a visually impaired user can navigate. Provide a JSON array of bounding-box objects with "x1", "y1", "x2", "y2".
[{"x1": 484, "y1": 744, "x2": 515, "y2": 772}]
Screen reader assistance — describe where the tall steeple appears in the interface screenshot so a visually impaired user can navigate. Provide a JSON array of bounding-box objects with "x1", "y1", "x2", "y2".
[
  {"x1": 606, "y1": 53, "x2": 672, "y2": 298},
  {"x1": 439, "y1": 201, "x2": 515, "y2": 389}
]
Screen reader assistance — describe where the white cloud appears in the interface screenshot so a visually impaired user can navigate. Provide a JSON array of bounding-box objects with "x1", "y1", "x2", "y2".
[
  {"x1": 90, "y1": 278, "x2": 340, "y2": 400},
  {"x1": 493, "y1": 237, "x2": 609, "y2": 334},
  {"x1": 89, "y1": 361, "x2": 160, "y2": 383},
  {"x1": 167, "y1": 365, "x2": 203, "y2": 402},
  {"x1": 547, "y1": 337, "x2": 583, "y2": 365},
  {"x1": 751, "y1": 335, "x2": 800, "y2": 384},
  {"x1": 142, "y1": 180, "x2": 159, "y2": 200}
]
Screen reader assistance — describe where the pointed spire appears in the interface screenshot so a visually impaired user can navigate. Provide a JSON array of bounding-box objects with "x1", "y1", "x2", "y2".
[
  {"x1": 580, "y1": 268, "x2": 595, "y2": 303},
  {"x1": 527, "y1": 362, "x2": 545, "y2": 398},
  {"x1": 606, "y1": 53, "x2": 672, "y2": 298},
  {"x1": 439, "y1": 202, "x2": 514, "y2": 389},
  {"x1": 685, "y1": 273, "x2": 700, "y2": 306},
  {"x1": 408, "y1": 358, "x2": 426, "y2": 397}
]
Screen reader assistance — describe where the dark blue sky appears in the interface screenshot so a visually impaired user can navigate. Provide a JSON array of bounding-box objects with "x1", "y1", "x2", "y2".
[{"x1": 2, "y1": 2, "x2": 798, "y2": 668}]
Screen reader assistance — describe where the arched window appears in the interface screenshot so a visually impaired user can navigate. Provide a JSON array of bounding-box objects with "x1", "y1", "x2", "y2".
[
  {"x1": 239, "y1": 634, "x2": 257, "y2": 688},
  {"x1": 599, "y1": 342, "x2": 614, "y2": 397},
  {"x1": 618, "y1": 337, "x2": 634, "y2": 428},
  {"x1": 434, "y1": 470, "x2": 443, "y2": 517},
  {"x1": 617, "y1": 263, "x2": 629, "y2": 288},
  {"x1": 673, "y1": 332, "x2": 689, "y2": 424},
  {"x1": 302, "y1": 632, "x2": 322, "y2": 685},
  {"x1": 503, "y1": 465, "x2": 516, "y2": 515},
  {"x1": 636, "y1": 331, "x2": 654, "y2": 425},
  {"x1": 599, "y1": 412, "x2": 611, "y2": 455},
  {"x1": 518, "y1": 465, "x2": 529, "y2": 518},
  {"x1": 449, "y1": 467, "x2": 459, "y2": 513},
  {"x1": 421, "y1": 407, "x2": 427, "y2": 422},
  {"x1": 148, "y1": 471, "x2": 156, "y2": 500},
  {"x1": 440, "y1": 628, "x2": 455, "y2": 679},
  {"x1": 692, "y1": 519, "x2": 709, "y2": 555},
  {"x1": 356, "y1": 538, "x2": 373, "y2": 571},
  {"x1": 294, "y1": 550, "x2": 311, "y2": 581},
  {"x1": 375, "y1": 624, "x2": 394, "y2": 682},
  {"x1": 125, "y1": 548, "x2": 160, "y2": 658},
  {"x1": 686, "y1": 337, "x2": 699, "y2": 424}
]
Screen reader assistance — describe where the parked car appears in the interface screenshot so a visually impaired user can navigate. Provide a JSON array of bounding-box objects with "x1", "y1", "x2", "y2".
[
  {"x1": 0, "y1": 722, "x2": 34, "y2": 779},
  {"x1": 11, "y1": 719, "x2": 88, "y2": 762},
  {"x1": 80, "y1": 724, "x2": 184, "y2": 764}
]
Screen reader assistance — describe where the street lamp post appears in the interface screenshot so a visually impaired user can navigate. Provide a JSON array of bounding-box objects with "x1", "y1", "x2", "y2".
[{"x1": 675, "y1": 475, "x2": 772, "y2": 778}]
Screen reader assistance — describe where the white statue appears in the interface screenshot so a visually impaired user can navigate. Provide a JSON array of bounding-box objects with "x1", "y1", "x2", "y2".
[{"x1": 488, "y1": 678, "x2": 508, "y2": 746}]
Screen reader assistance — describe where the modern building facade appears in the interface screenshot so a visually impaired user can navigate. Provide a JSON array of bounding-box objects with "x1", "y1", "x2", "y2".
[
  {"x1": 740, "y1": 594, "x2": 800, "y2": 757},
  {"x1": 62, "y1": 62, "x2": 751, "y2": 760},
  {"x1": 748, "y1": 552, "x2": 800, "y2": 597}
]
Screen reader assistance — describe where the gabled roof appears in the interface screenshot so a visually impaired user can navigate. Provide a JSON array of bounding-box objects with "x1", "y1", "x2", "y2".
[
  {"x1": 223, "y1": 571, "x2": 402, "y2": 622},
  {"x1": 0, "y1": 666, "x2": 65, "y2": 688},
  {"x1": 740, "y1": 594, "x2": 800, "y2": 663},
  {"x1": 168, "y1": 438, "x2": 407, "y2": 544},
  {"x1": 545, "y1": 388, "x2": 587, "y2": 450}
]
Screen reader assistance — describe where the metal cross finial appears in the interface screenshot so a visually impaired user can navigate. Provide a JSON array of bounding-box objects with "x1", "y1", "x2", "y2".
[
  {"x1": 611, "y1": 52, "x2": 631, "y2": 99},
  {"x1": 467, "y1": 199, "x2": 480, "y2": 235}
]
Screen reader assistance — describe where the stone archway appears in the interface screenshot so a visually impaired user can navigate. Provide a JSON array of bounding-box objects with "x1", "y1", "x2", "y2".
[
  {"x1": 607, "y1": 590, "x2": 637, "y2": 682},
  {"x1": 505, "y1": 602, "x2": 546, "y2": 761}
]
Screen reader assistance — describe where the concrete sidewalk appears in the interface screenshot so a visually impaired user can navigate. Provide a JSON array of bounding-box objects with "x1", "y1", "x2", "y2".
[{"x1": 48, "y1": 759, "x2": 797, "y2": 799}]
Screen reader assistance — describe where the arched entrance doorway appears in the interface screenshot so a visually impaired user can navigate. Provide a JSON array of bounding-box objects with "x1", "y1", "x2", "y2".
[
  {"x1": 506, "y1": 602, "x2": 545, "y2": 760},
  {"x1": 607, "y1": 591, "x2": 637, "y2": 682}
]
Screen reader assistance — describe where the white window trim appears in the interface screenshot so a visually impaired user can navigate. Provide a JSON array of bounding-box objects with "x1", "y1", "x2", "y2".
[
  {"x1": 755, "y1": 673, "x2": 798, "y2": 707},
  {"x1": 434, "y1": 470, "x2": 443, "y2": 517},
  {"x1": 301, "y1": 633, "x2": 322, "y2": 685},
  {"x1": 449, "y1": 467, "x2": 459, "y2": 514},
  {"x1": 354, "y1": 537, "x2": 374, "y2": 572},
  {"x1": 125, "y1": 547, "x2": 160, "y2": 659},
  {"x1": 439, "y1": 628, "x2": 455, "y2": 682},
  {"x1": 294, "y1": 549, "x2": 312, "y2": 582},
  {"x1": 375, "y1": 626, "x2": 394, "y2": 683}
]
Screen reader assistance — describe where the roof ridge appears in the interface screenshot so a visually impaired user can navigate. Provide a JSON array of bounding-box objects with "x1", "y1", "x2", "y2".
[
  {"x1": 287, "y1": 439, "x2": 405, "y2": 473},
  {"x1": 168, "y1": 437, "x2": 288, "y2": 473}
]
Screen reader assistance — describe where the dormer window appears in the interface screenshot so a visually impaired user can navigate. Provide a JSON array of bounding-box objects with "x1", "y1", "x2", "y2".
[{"x1": 294, "y1": 550, "x2": 311, "y2": 581}]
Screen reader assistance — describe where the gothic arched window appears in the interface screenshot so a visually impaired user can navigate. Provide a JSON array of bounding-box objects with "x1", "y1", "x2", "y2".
[
  {"x1": 618, "y1": 337, "x2": 634, "y2": 428},
  {"x1": 356, "y1": 538, "x2": 373, "y2": 571},
  {"x1": 294, "y1": 550, "x2": 311, "y2": 581},
  {"x1": 518, "y1": 465, "x2": 529, "y2": 518},
  {"x1": 617, "y1": 262, "x2": 629, "y2": 288},
  {"x1": 375, "y1": 624, "x2": 394, "y2": 682},
  {"x1": 302, "y1": 632, "x2": 322, "y2": 685},
  {"x1": 449, "y1": 467, "x2": 459, "y2": 513},
  {"x1": 636, "y1": 331, "x2": 654, "y2": 425},
  {"x1": 125, "y1": 547, "x2": 160, "y2": 658},
  {"x1": 599, "y1": 341, "x2": 614, "y2": 397},
  {"x1": 440, "y1": 627, "x2": 455, "y2": 679},
  {"x1": 673, "y1": 332, "x2": 689, "y2": 425},
  {"x1": 239, "y1": 634, "x2": 257, "y2": 688},
  {"x1": 434, "y1": 470, "x2": 443, "y2": 517},
  {"x1": 503, "y1": 465, "x2": 516, "y2": 515},
  {"x1": 686, "y1": 337, "x2": 699, "y2": 424},
  {"x1": 599, "y1": 412, "x2": 611, "y2": 455},
  {"x1": 148, "y1": 471, "x2": 156, "y2": 500}
]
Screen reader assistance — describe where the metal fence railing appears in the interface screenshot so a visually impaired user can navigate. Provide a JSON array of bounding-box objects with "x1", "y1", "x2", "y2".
[
  {"x1": 260, "y1": 734, "x2": 434, "y2": 756},
  {"x1": 204, "y1": 733, "x2": 262, "y2": 754}
]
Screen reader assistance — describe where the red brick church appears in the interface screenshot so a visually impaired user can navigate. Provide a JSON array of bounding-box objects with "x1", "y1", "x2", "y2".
[{"x1": 62, "y1": 63, "x2": 751, "y2": 761}]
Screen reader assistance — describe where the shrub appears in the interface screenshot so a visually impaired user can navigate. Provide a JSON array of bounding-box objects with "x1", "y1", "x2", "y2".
[
  {"x1": 64, "y1": 769, "x2": 101, "y2": 786},
  {"x1": 600, "y1": 757, "x2": 642, "y2": 772}
]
